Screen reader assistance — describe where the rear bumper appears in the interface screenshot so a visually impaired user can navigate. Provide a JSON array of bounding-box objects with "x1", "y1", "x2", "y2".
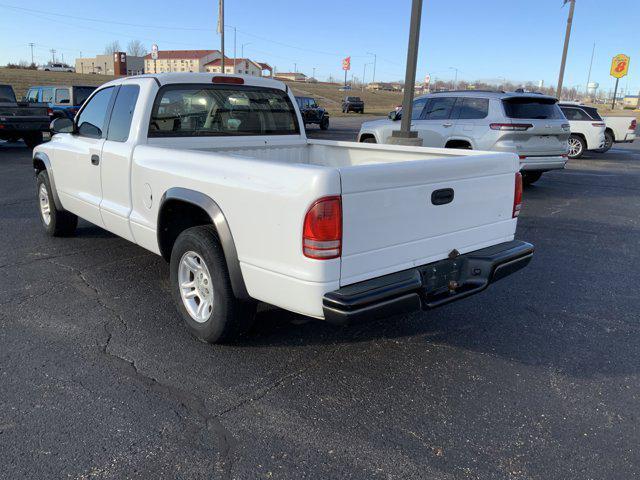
[
  {"x1": 323, "y1": 240, "x2": 533, "y2": 325},
  {"x1": 0, "y1": 118, "x2": 50, "y2": 134},
  {"x1": 519, "y1": 155, "x2": 567, "y2": 171},
  {"x1": 618, "y1": 133, "x2": 636, "y2": 143}
]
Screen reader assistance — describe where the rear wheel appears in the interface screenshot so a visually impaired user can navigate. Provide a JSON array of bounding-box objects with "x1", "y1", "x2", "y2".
[
  {"x1": 170, "y1": 225, "x2": 256, "y2": 344},
  {"x1": 522, "y1": 171, "x2": 543, "y2": 186},
  {"x1": 320, "y1": 117, "x2": 329, "y2": 130},
  {"x1": 567, "y1": 134, "x2": 586, "y2": 159},
  {"x1": 361, "y1": 137, "x2": 376, "y2": 143},
  {"x1": 36, "y1": 171, "x2": 77, "y2": 236},
  {"x1": 23, "y1": 132, "x2": 43, "y2": 149},
  {"x1": 595, "y1": 130, "x2": 613, "y2": 153}
]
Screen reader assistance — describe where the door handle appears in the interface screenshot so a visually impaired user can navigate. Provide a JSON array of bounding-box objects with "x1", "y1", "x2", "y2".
[
  {"x1": 443, "y1": 122, "x2": 453, "y2": 128},
  {"x1": 91, "y1": 154, "x2": 100, "y2": 166}
]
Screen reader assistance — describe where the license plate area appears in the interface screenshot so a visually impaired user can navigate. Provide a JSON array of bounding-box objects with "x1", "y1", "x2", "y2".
[{"x1": 419, "y1": 257, "x2": 464, "y2": 296}]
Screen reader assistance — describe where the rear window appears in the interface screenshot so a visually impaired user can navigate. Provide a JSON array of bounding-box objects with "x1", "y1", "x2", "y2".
[
  {"x1": 347, "y1": 97, "x2": 361, "y2": 102},
  {"x1": 149, "y1": 84, "x2": 300, "y2": 137},
  {"x1": 503, "y1": 97, "x2": 562, "y2": 119},
  {"x1": 0, "y1": 86, "x2": 16, "y2": 103},
  {"x1": 73, "y1": 86, "x2": 96, "y2": 106},
  {"x1": 578, "y1": 106, "x2": 602, "y2": 121}
]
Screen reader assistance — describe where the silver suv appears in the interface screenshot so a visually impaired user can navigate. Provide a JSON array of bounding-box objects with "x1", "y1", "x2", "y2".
[{"x1": 358, "y1": 91, "x2": 571, "y2": 185}]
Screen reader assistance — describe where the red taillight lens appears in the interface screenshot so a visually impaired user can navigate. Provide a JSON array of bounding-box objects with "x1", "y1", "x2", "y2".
[
  {"x1": 47, "y1": 108, "x2": 53, "y2": 117},
  {"x1": 303, "y1": 196, "x2": 342, "y2": 259},
  {"x1": 591, "y1": 122, "x2": 605, "y2": 127},
  {"x1": 212, "y1": 76, "x2": 244, "y2": 84},
  {"x1": 630, "y1": 119, "x2": 637, "y2": 130},
  {"x1": 513, "y1": 172, "x2": 523, "y2": 218},
  {"x1": 490, "y1": 123, "x2": 533, "y2": 131}
]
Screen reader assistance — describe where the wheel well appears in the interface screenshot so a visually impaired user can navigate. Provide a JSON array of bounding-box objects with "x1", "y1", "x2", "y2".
[
  {"x1": 359, "y1": 133, "x2": 376, "y2": 142},
  {"x1": 157, "y1": 199, "x2": 215, "y2": 261},
  {"x1": 605, "y1": 127, "x2": 615, "y2": 141},
  {"x1": 33, "y1": 157, "x2": 46, "y2": 174},
  {"x1": 445, "y1": 139, "x2": 472, "y2": 150},
  {"x1": 571, "y1": 132, "x2": 587, "y2": 143}
]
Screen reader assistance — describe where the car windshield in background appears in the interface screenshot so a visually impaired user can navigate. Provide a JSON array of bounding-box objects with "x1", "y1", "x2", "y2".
[
  {"x1": 0, "y1": 86, "x2": 16, "y2": 103},
  {"x1": 149, "y1": 85, "x2": 299, "y2": 137},
  {"x1": 73, "y1": 87, "x2": 96, "y2": 106},
  {"x1": 502, "y1": 97, "x2": 562, "y2": 119},
  {"x1": 347, "y1": 97, "x2": 362, "y2": 102}
]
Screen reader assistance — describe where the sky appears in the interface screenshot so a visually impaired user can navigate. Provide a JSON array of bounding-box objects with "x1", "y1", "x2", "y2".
[{"x1": 0, "y1": 0, "x2": 638, "y2": 95}]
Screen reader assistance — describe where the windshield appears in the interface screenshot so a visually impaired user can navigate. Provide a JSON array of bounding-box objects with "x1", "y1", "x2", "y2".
[
  {"x1": 72, "y1": 86, "x2": 96, "y2": 106},
  {"x1": 502, "y1": 97, "x2": 562, "y2": 119},
  {"x1": 0, "y1": 85, "x2": 16, "y2": 103},
  {"x1": 347, "y1": 97, "x2": 361, "y2": 102},
  {"x1": 149, "y1": 85, "x2": 300, "y2": 137}
]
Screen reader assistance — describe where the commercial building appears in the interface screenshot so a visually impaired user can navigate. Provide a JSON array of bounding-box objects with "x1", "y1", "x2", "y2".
[
  {"x1": 623, "y1": 95, "x2": 639, "y2": 109},
  {"x1": 75, "y1": 52, "x2": 145, "y2": 76},
  {"x1": 143, "y1": 49, "x2": 272, "y2": 77},
  {"x1": 274, "y1": 72, "x2": 307, "y2": 82},
  {"x1": 204, "y1": 58, "x2": 271, "y2": 77}
]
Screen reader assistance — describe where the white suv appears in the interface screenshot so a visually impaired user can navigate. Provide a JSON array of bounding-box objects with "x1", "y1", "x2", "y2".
[
  {"x1": 358, "y1": 91, "x2": 570, "y2": 185},
  {"x1": 558, "y1": 103, "x2": 606, "y2": 159}
]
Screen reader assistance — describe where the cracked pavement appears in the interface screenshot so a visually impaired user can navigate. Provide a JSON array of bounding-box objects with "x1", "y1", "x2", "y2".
[{"x1": 1, "y1": 129, "x2": 640, "y2": 479}]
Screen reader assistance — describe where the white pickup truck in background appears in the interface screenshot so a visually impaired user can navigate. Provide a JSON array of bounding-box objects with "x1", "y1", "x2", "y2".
[
  {"x1": 33, "y1": 73, "x2": 533, "y2": 344},
  {"x1": 601, "y1": 116, "x2": 637, "y2": 152}
]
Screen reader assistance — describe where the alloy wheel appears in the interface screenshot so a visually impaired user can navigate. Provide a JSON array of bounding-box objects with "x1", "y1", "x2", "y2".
[
  {"x1": 39, "y1": 183, "x2": 51, "y2": 226},
  {"x1": 178, "y1": 251, "x2": 215, "y2": 323}
]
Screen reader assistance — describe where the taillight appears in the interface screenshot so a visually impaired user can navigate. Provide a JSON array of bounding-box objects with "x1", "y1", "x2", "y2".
[
  {"x1": 212, "y1": 76, "x2": 244, "y2": 84},
  {"x1": 591, "y1": 122, "x2": 605, "y2": 127},
  {"x1": 47, "y1": 108, "x2": 53, "y2": 117},
  {"x1": 490, "y1": 123, "x2": 533, "y2": 131},
  {"x1": 303, "y1": 196, "x2": 342, "y2": 259},
  {"x1": 630, "y1": 119, "x2": 637, "y2": 130},
  {"x1": 513, "y1": 172, "x2": 523, "y2": 218}
]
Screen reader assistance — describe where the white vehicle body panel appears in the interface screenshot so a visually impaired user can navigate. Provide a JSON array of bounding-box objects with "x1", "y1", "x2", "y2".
[
  {"x1": 565, "y1": 119, "x2": 605, "y2": 150},
  {"x1": 35, "y1": 73, "x2": 521, "y2": 319},
  {"x1": 603, "y1": 116, "x2": 637, "y2": 143}
]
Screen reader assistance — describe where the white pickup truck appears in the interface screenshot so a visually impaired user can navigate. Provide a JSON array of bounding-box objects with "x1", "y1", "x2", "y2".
[
  {"x1": 33, "y1": 73, "x2": 533, "y2": 343},
  {"x1": 600, "y1": 116, "x2": 636, "y2": 152}
]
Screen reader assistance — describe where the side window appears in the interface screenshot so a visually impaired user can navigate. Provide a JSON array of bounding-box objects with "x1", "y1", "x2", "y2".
[
  {"x1": 423, "y1": 97, "x2": 456, "y2": 120},
  {"x1": 561, "y1": 107, "x2": 589, "y2": 121},
  {"x1": 41, "y1": 88, "x2": 54, "y2": 103},
  {"x1": 76, "y1": 87, "x2": 114, "y2": 138},
  {"x1": 454, "y1": 98, "x2": 489, "y2": 120},
  {"x1": 26, "y1": 89, "x2": 39, "y2": 103},
  {"x1": 106, "y1": 85, "x2": 140, "y2": 142},
  {"x1": 412, "y1": 98, "x2": 428, "y2": 120},
  {"x1": 55, "y1": 88, "x2": 70, "y2": 104}
]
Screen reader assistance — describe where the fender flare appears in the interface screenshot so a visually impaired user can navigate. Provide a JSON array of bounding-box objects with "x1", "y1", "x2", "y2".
[
  {"x1": 158, "y1": 188, "x2": 249, "y2": 300},
  {"x1": 33, "y1": 151, "x2": 63, "y2": 210}
]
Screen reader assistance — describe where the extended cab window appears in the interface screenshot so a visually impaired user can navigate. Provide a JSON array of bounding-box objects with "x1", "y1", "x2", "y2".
[
  {"x1": 55, "y1": 88, "x2": 71, "y2": 104},
  {"x1": 76, "y1": 87, "x2": 114, "y2": 138},
  {"x1": 107, "y1": 85, "x2": 140, "y2": 142},
  {"x1": 422, "y1": 97, "x2": 456, "y2": 120},
  {"x1": 149, "y1": 85, "x2": 300, "y2": 137}
]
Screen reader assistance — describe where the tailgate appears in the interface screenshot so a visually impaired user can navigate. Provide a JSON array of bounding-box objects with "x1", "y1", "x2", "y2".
[{"x1": 338, "y1": 152, "x2": 519, "y2": 286}]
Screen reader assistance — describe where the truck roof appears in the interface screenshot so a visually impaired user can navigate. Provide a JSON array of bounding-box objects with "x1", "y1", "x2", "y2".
[{"x1": 102, "y1": 73, "x2": 288, "y2": 91}]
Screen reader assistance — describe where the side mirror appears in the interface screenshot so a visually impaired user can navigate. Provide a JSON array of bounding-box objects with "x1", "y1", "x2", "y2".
[
  {"x1": 51, "y1": 117, "x2": 74, "y2": 134},
  {"x1": 389, "y1": 110, "x2": 401, "y2": 121}
]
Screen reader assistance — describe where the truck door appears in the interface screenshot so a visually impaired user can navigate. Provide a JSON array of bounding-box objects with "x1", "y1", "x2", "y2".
[
  {"x1": 99, "y1": 85, "x2": 141, "y2": 241},
  {"x1": 53, "y1": 86, "x2": 115, "y2": 227}
]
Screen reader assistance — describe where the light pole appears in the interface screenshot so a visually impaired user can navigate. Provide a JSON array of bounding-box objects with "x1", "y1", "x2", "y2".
[
  {"x1": 366, "y1": 52, "x2": 377, "y2": 85},
  {"x1": 362, "y1": 62, "x2": 372, "y2": 91},
  {"x1": 241, "y1": 42, "x2": 251, "y2": 58},
  {"x1": 389, "y1": 0, "x2": 423, "y2": 147},
  {"x1": 449, "y1": 67, "x2": 460, "y2": 89},
  {"x1": 585, "y1": 42, "x2": 595, "y2": 96},
  {"x1": 312, "y1": 67, "x2": 316, "y2": 80},
  {"x1": 557, "y1": 0, "x2": 576, "y2": 99}
]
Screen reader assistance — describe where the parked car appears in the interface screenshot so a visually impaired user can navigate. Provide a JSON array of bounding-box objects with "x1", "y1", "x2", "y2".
[
  {"x1": 342, "y1": 96, "x2": 364, "y2": 113},
  {"x1": 38, "y1": 63, "x2": 74, "y2": 73},
  {"x1": 0, "y1": 84, "x2": 50, "y2": 148},
  {"x1": 25, "y1": 85, "x2": 97, "y2": 120},
  {"x1": 295, "y1": 96, "x2": 329, "y2": 130},
  {"x1": 338, "y1": 86, "x2": 352, "y2": 91},
  {"x1": 34, "y1": 73, "x2": 532, "y2": 344},
  {"x1": 358, "y1": 91, "x2": 570, "y2": 185},
  {"x1": 599, "y1": 116, "x2": 636, "y2": 152},
  {"x1": 558, "y1": 103, "x2": 606, "y2": 159}
]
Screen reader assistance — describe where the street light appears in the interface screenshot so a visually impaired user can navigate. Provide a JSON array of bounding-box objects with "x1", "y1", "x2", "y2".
[
  {"x1": 366, "y1": 52, "x2": 377, "y2": 85},
  {"x1": 449, "y1": 67, "x2": 460, "y2": 90}
]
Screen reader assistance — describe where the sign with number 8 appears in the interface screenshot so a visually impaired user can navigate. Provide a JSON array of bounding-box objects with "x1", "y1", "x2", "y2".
[{"x1": 610, "y1": 54, "x2": 630, "y2": 79}]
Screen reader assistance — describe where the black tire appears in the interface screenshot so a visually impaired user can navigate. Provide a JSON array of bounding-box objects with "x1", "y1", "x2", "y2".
[
  {"x1": 595, "y1": 130, "x2": 613, "y2": 153},
  {"x1": 170, "y1": 225, "x2": 256, "y2": 344},
  {"x1": 567, "y1": 134, "x2": 586, "y2": 159},
  {"x1": 320, "y1": 118, "x2": 329, "y2": 130},
  {"x1": 522, "y1": 171, "x2": 543, "y2": 186},
  {"x1": 36, "y1": 171, "x2": 78, "y2": 236},
  {"x1": 361, "y1": 137, "x2": 377, "y2": 143},
  {"x1": 359, "y1": 110, "x2": 364, "y2": 114},
  {"x1": 23, "y1": 132, "x2": 43, "y2": 149}
]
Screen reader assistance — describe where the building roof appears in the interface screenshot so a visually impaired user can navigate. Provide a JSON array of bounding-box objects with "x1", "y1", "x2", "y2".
[
  {"x1": 144, "y1": 49, "x2": 219, "y2": 60},
  {"x1": 275, "y1": 72, "x2": 306, "y2": 77},
  {"x1": 204, "y1": 57, "x2": 261, "y2": 68},
  {"x1": 258, "y1": 62, "x2": 272, "y2": 71}
]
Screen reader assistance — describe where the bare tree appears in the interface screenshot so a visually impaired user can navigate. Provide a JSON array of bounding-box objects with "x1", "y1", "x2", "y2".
[
  {"x1": 127, "y1": 40, "x2": 147, "y2": 57},
  {"x1": 104, "y1": 41, "x2": 122, "y2": 55}
]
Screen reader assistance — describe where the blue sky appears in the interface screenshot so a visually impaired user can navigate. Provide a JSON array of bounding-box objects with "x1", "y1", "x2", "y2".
[{"x1": 0, "y1": 0, "x2": 637, "y2": 94}]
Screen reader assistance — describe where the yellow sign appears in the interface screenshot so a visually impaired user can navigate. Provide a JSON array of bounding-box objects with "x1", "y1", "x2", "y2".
[{"x1": 610, "y1": 54, "x2": 630, "y2": 79}]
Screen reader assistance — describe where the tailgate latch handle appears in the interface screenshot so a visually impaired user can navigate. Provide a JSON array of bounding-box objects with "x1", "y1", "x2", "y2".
[{"x1": 431, "y1": 188, "x2": 454, "y2": 206}]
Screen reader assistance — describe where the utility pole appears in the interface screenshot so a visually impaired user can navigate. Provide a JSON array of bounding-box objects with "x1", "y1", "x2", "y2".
[
  {"x1": 217, "y1": 0, "x2": 225, "y2": 71},
  {"x1": 241, "y1": 42, "x2": 251, "y2": 58},
  {"x1": 367, "y1": 52, "x2": 377, "y2": 84},
  {"x1": 362, "y1": 63, "x2": 368, "y2": 91},
  {"x1": 312, "y1": 67, "x2": 316, "y2": 80},
  {"x1": 449, "y1": 67, "x2": 459, "y2": 89},
  {"x1": 294, "y1": 62, "x2": 297, "y2": 73},
  {"x1": 585, "y1": 42, "x2": 595, "y2": 96},
  {"x1": 389, "y1": 0, "x2": 423, "y2": 146},
  {"x1": 50, "y1": 49, "x2": 56, "y2": 63},
  {"x1": 556, "y1": 0, "x2": 576, "y2": 100},
  {"x1": 28, "y1": 43, "x2": 34, "y2": 65}
]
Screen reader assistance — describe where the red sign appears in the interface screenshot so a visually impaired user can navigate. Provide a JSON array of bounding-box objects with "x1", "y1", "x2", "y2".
[{"x1": 342, "y1": 56, "x2": 351, "y2": 71}]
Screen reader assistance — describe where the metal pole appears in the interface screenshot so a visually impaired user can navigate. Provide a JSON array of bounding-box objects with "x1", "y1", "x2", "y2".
[
  {"x1": 28, "y1": 43, "x2": 34, "y2": 65},
  {"x1": 585, "y1": 42, "x2": 595, "y2": 96},
  {"x1": 612, "y1": 77, "x2": 619, "y2": 109},
  {"x1": 557, "y1": 0, "x2": 575, "y2": 99},
  {"x1": 362, "y1": 63, "x2": 367, "y2": 91},
  {"x1": 391, "y1": 0, "x2": 423, "y2": 145},
  {"x1": 312, "y1": 67, "x2": 316, "y2": 80},
  {"x1": 220, "y1": 0, "x2": 225, "y2": 71}
]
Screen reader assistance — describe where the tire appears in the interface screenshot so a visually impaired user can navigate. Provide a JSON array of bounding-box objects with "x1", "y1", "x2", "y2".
[
  {"x1": 23, "y1": 132, "x2": 43, "y2": 149},
  {"x1": 567, "y1": 134, "x2": 586, "y2": 159},
  {"x1": 522, "y1": 171, "x2": 543, "y2": 186},
  {"x1": 595, "y1": 130, "x2": 613, "y2": 153},
  {"x1": 359, "y1": 110, "x2": 363, "y2": 114},
  {"x1": 361, "y1": 137, "x2": 377, "y2": 143},
  {"x1": 320, "y1": 118, "x2": 329, "y2": 130},
  {"x1": 170, "y1": 225, "x2": 256, "y2": 344},
  {"x1": 36, "y1": 171, "x2": 78, "y2": 236}
]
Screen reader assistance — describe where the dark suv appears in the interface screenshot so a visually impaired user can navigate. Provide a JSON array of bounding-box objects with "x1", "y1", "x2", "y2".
[
  {"x1": 295, "y1": 96, "x2": 329, "y2": 130},
  {"x1": 342, "y1": 96, "x2": 364, "y2": 113}
]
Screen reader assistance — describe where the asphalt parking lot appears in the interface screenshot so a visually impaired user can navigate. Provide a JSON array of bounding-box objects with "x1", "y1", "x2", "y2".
[{"x1": 1, "y1": 121, "x2": 640, "y2": 479}]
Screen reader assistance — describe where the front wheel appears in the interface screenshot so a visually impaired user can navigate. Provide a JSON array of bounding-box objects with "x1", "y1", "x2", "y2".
[
  {"x1": 567, "y1": 134, "x2": 586, "y2": 159},
  {"x1": 170, "y1": 225, "x2": 256, "y2": 344},
  {"x1": 36, "y1": 171, "x2": 77, "y2": 236}
]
